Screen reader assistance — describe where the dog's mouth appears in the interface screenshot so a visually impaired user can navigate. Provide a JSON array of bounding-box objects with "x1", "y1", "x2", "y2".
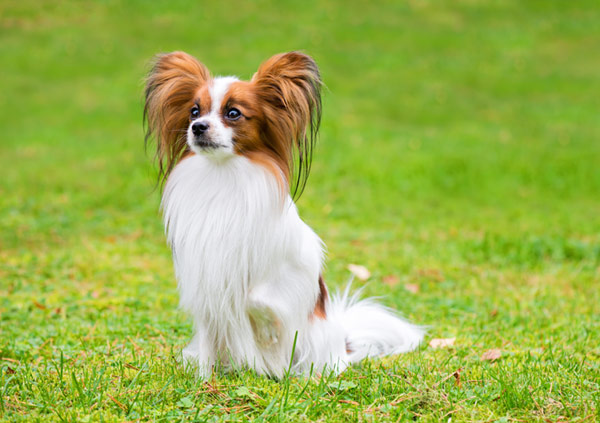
[{"x1": 193, "y1": 139, "x2": 224, "y2": 149}]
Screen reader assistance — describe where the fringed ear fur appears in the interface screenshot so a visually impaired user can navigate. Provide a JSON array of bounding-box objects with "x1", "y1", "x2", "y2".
[
  {"x1": 252, "y1": 52, "x2": 322, "y2": 199},
  {"x1": 144, "y1": 51, "x2": 210, "y2": 185}
]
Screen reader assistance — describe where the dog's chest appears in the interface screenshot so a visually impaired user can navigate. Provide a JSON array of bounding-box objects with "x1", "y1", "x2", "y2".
[{"x1": 161, "y1": 155, "x2": 289, "y2": 313}]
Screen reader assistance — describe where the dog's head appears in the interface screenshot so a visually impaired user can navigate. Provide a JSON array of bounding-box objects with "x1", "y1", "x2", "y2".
[{"x1": 144, "y1": 51, "x2": 321, "y2": 195}]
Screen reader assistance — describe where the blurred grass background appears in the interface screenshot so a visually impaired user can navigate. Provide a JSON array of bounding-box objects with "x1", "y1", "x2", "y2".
[{"x1": 1, "y1": 0, "x2": 599, "y2": 421}]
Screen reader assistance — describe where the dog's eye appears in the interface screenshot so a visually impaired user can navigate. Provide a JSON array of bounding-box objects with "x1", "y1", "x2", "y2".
[
  {"x1": 190, "y1": 106, "x2": 200, "y2": 119},
  {"x1": 225, "y1": 108, "x2": 241, "y2": 120}
]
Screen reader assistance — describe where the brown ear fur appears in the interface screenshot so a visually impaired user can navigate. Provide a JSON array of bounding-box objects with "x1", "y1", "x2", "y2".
[
  {"x1": 252, "y1": 52, "x2": 322, "y2": 199},
  {"x1": 144, "y1": 51, "x2": 210, "y2": 184}
]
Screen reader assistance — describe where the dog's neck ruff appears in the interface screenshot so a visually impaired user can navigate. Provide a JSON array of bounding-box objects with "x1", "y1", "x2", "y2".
[
  {"x1": 161, "y1": 155, "x2": 292, "y2": 350},
  {"x1": 162, "y1": 154, "x2": 287, "y2": 304}
]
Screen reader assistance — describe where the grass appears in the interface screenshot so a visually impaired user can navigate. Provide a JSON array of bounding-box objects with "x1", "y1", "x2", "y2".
[{"x1": 1, "y1": 0, "x2": 599, "y2": 421}]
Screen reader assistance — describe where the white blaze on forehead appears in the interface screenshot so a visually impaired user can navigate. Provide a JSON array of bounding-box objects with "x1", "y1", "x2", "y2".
[
  {"x1": 210, "y1": 76, "x2": 239, "y2": 114},
  {"x1": 186, "y1": 76, "x2": 239, "y2": 157}
]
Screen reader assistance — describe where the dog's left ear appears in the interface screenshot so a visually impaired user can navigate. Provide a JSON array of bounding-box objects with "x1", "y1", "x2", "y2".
[{"x1": 252, "y1": 52, "x2": 322, "y2": 198}]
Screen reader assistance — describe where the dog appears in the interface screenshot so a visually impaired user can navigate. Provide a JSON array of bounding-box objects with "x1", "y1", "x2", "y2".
[{"x1": 144, "y1": 51, "x2": 423, "y2": 378}]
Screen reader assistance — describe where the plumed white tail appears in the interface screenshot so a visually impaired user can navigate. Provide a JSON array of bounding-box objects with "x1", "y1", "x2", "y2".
[{"x1": 328, "y1": 283, "x2": 425, "y2": 364}]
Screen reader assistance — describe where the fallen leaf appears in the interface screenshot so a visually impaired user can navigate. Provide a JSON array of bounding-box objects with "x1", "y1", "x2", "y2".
[
  {"x1": 453, "y1": 368, "x2": 462, "y2": 387},
  {"x1": 382, "y1": 275, "x2": 400, "y2": 286},
  {"x1": 433, "y1": 367, "x2": 463, "y2": 388},
  {"x1": 481, "y1": 349, "x2": 501, "y2": 361},
  {"x1": 33, "y1": 301, "x2": 47, "y2": 310},
  {"x1": 404, "y1": 283, "x2": 419, "y2": 294},
  {"x1": 429, "y1": 338, "x2": 456, "y2": 349},
  {"x1": 347, "y1": 264, "x2": 370, "y2": 280}
]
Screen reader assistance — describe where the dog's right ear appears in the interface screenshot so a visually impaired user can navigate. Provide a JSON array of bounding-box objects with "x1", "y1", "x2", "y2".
[{"x1": 144, "y1": 51, "x2": 210, "y2": 183}]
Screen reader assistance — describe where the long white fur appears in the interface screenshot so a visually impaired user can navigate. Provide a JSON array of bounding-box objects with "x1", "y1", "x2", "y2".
[
  {"x1": 162, "y1": 153, "x2": 424, "y2": 378},
  {"x1": 161, "y1": 78, "x2": 424, "y2": 379}
]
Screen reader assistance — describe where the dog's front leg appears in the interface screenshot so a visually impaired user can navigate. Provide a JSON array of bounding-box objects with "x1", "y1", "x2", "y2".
[
  {"x1": 247, "y1": 297, "x2": 282, "y2": 348},
  {"x1": 182, "y1": 325, "x2": 215, "y2": 380},
  {"x1": 247, "y1": 276, "x2": 318, "y2": 349}
]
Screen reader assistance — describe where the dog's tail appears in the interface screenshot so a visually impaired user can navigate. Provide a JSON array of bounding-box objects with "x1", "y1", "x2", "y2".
[
  {"x1": 295, "y1": 282, "x2": 424, "y2": 374},
  {"x1": 329, "y1": 283, "x2": 424, "y2": 363}
]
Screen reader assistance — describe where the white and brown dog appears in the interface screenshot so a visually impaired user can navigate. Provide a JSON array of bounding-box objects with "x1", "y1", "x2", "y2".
[{"x1": 144, "y1": 51, "x2": 423, "y2": 379}]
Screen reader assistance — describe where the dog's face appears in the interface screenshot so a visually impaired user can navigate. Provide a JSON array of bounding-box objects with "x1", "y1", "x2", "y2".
[
  {"x1": 186, "y1": 77, "x2": 261, "y2": 160},
  {"x1": 144, "y1": 51, "x2": 322, "y2": 195}
]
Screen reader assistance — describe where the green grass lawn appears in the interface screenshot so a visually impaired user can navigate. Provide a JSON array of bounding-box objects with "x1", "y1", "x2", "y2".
[{"x1": 1, "y1": 0, "x2": 599, "y2": 421}]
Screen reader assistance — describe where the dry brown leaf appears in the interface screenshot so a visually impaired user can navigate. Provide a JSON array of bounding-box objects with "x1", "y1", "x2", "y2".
[
  {"x1": 33, "y1": 301, "x2": 46, "y2": 310},
  {"x1": 404, "y1": 283, "x2": 420, "y2": 294},
  {"x1": 429, "y1": 338, "x2": 456, "y2": 349},
  {"x1": 481, "y1": 349, "x2": 501, "y2": 361},
  {"x1": 453, "y1": 368, "x2": 462, "y2": 387},
  {"x1": 382, "y1": 275, "x2": 400, "y2": 286},
  {"x1": 347, "y1": 264, "x2": 371, "y2": 280}
]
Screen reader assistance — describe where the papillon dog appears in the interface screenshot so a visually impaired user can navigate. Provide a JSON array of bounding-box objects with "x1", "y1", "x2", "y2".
[{"x1": 144, "y1": 51, "x2": 423, "y2": 379}]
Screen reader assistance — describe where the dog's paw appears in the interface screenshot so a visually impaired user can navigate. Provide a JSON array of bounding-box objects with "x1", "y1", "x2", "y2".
[
  {"x1": 182, "y1": 333, "x2": 214, "y2": 380},
  {"x1": 247, "y1": 301, "x2": 281, "y2": 348}
]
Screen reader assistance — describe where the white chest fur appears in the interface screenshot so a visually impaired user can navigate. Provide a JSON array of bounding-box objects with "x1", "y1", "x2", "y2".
[{"x1": 161, "y1": 154, "x2": 323, "y2": 374}]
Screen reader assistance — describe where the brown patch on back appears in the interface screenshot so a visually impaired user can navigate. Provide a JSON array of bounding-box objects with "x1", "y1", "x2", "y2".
[{"x1": 312, "y1": 274, "x2": 328, "y2": 320}]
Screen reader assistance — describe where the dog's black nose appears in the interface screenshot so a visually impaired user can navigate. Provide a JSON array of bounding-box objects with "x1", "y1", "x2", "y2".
[{"x1": 192, "y1": 121, "x2": 209, "y2": 136}]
